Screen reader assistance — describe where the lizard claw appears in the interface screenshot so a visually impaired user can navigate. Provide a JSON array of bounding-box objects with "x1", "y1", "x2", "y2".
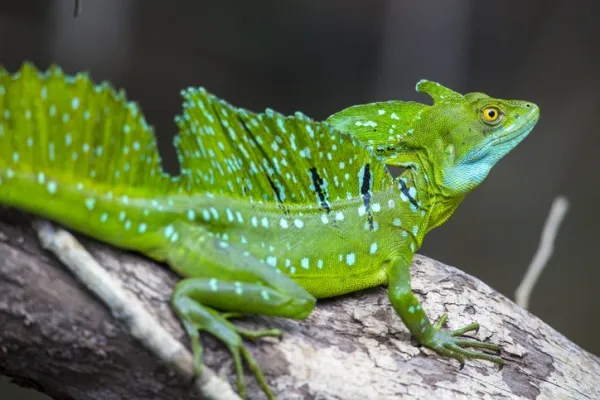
[{"x1": 425, "y1": 318, "x2": 503, "y2": 369}]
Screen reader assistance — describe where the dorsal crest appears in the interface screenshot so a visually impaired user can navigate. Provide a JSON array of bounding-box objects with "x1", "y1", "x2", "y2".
[{"x1": 173, "y1": 87, "x2": 394, "y2": 206}]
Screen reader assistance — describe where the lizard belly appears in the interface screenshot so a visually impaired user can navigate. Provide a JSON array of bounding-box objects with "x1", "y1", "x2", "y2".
[
  {"x1": 184, "y1": 194, "x2": 412, "y2": 299},
  {"x1": 292, "y1": 266, "x2": 389, "y2": 298},
  {"x1": 223, "y1": 221, "x2": 392, "y2": 299}
]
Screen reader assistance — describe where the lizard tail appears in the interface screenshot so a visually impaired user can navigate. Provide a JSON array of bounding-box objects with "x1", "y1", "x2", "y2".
[
  {"x1": 0, "y1": 63, "x2": 172, "y2": 237},
  {"x1": 0, "y1": 62, "x2": 166, "y2": 191}
]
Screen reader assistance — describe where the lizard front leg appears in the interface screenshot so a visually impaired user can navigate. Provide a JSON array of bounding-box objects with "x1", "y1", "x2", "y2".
[
  {"x1": 162, "y1": 222, "x2": 316, "y2": 399},
  {"x1": 387, "y1": 256, "x2": 503, "y2": 368}
]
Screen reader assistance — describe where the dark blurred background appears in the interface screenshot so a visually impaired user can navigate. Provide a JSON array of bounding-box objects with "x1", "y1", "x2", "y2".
[{"x1": 1, "y1": 0, "x2": 598, "y2": 398}]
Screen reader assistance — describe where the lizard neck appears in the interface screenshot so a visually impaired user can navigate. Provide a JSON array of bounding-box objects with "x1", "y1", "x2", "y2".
[{"x1": 404, "y1": 156, "x2": 466, "y2": 236}]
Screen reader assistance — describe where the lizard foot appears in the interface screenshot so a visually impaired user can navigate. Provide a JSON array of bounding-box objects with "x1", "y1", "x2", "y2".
[
  {"x1": 176, "y1": 301, "x2": 277, "y2": 399},
  {"x1": 425, "y1": 313, "x2": 503, "y2": 369}
]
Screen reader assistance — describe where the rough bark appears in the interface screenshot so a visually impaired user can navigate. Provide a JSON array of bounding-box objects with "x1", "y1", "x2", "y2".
[{"x1": 0, "y1": 207, "x2": 598, "y2": 400}]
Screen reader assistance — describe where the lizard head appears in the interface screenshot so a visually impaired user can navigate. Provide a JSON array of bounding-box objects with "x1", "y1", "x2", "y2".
[
  {"x1": 326, "y1": 80, "x2": 540, "y2": 197},
  {"x1": 415, "y1": 80, "x2": 540, "y2": 196}
]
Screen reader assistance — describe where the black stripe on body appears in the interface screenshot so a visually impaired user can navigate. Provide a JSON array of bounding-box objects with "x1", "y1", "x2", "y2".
[
  {"x1": 399, "y1": 178, "x2": 419, "y2": 209},
  {"x1": 309, "y1": 167, "x2": 331, "y2": 213},
  {"x1": 360, "y1": 163, "x2": 374, "y2": 230}
]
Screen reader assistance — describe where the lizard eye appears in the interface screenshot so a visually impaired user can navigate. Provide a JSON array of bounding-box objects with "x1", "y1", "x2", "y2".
[{"x1": 482, "y1": 106, "x2": 502, "y2": 124}]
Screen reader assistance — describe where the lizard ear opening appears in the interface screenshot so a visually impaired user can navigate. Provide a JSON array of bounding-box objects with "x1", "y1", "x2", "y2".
[{"x1": 415, "y1": 79, "x2": 464, "y2": 104}]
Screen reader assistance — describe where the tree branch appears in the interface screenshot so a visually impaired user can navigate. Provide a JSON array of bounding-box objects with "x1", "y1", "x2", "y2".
[{"x1": 0, "y1": 207, "x2": 598, "y2": 399}]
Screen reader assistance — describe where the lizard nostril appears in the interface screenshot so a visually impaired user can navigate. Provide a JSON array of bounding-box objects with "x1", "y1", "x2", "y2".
[{"x1": 525, "y1": 103, "x2": 532, "y2": 108}]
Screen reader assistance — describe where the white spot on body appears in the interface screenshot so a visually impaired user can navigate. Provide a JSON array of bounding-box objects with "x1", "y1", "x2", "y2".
[
  {"x1": 234, "y1": 281, "x2": 243, "y2": 295},
  {"x1": 187, "y1": 209, "x2": 196, "y2": 221},
  {"x1": 85, "y1": 198, "x2": 96, "y2": 210},
  {"x1": 301, "y1": 258, "x2": 309, "y2": 269},
  {"x1": 370, "y1": 242, "x2": 378, "y2": 254},
  {"x1": 164, "y1": 224, "x2": 175, "y2": 238},
  {"x1": 346, "y1": 253, "x2": 356, "y2": 266},
  {"x1": 236, "y1": 211, "x2": 244, "y2": 223},
  {"x1": 47, "y1": 181, "x2": 57, "y2": 194},
  {"x1": 266, "y1": 256, "x2": 277, "y2": 267}
]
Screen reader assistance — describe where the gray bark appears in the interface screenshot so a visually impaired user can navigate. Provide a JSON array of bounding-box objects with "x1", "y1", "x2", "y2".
[{"x1": 0, "y1": 207, "x2": 598, "y2": 400}]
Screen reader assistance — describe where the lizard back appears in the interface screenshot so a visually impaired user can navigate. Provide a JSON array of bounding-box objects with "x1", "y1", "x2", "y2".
[
  {"x1": 174, "y1": 87, "x2": 395, "y2": 205},
  {"x1": 0, "y1": 63, "x2": 421, "y2": 296}
]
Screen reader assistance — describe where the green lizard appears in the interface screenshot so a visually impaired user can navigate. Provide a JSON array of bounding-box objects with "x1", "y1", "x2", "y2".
[{"x1": 0, "y1": 63, "x2": 539, "y2": 399}]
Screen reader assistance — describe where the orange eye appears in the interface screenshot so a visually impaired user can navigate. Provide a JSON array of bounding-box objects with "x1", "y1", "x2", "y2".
[{"x1": 482, "y1": 106, "x2": 501, "y2": 123}]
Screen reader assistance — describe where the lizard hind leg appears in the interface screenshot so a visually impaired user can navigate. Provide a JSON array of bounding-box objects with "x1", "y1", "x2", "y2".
[
  {"x1": 164, "y1": 223, "x2": 316, "y2": 399},
  {"x1": 173, "y1": 292, "x2": 281, "y2": 399},
  {"x1": 172, "y1": 274, "x2": 313, "y2": 399}
]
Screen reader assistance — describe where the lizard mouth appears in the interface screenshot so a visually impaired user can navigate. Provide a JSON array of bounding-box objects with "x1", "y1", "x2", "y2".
[{"x1": 492, "y1": 104, "x2": 540, "y2": 148}]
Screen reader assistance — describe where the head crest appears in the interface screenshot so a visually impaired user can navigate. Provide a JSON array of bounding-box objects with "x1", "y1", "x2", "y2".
[{"x1": 415, "y1": 79, "x2": 463, "y2": 104}]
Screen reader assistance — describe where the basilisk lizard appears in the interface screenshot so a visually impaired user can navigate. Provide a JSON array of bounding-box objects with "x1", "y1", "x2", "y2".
[{"x1": 0, "y1": 63, "x2": 539, "y2": 398}]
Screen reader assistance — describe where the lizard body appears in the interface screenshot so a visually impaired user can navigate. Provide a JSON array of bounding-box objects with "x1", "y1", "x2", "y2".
[{"x1": 0, "y1": 63, "x2": 539, "y2": 399}]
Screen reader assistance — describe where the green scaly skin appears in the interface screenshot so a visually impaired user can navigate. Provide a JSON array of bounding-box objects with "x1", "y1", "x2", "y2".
[{"x1": 0, "y1": 63, "x2": 540, "y2": 399}]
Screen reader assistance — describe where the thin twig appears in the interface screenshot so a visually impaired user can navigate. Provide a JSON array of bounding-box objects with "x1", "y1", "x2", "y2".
[
  {"x1": 515, "y1": 196, "x2": 569, "y2": 309},
  {"x1": 33, "y1": 219, "x2": 241, "y2": 400},
  {"x1": 73, "y1": 0, "x2": 82, "y2": 17}
]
